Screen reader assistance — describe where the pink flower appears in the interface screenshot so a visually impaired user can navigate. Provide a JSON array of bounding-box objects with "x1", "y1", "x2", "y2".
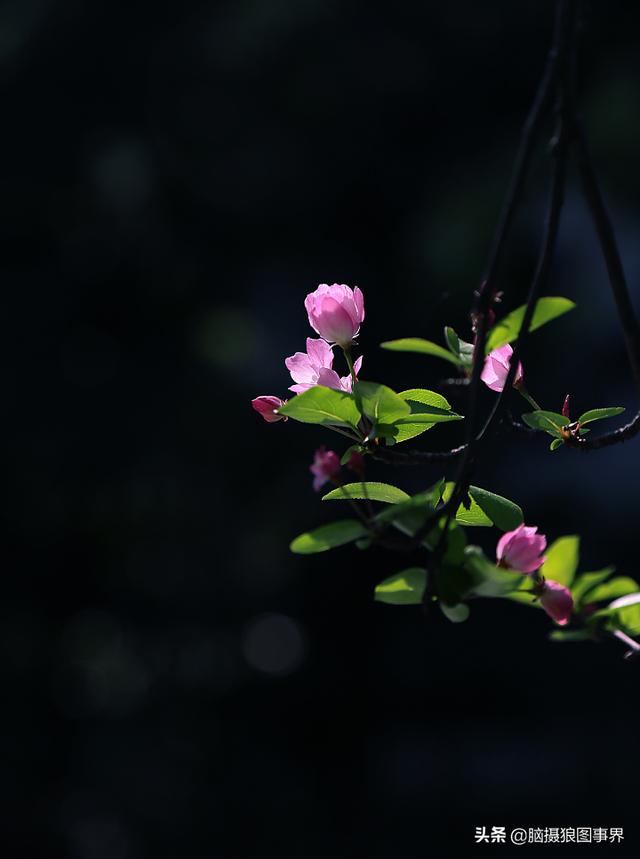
[
  {"x1": 347, "y1": 450, "x2": 365, "y2": 476},
  {"x1": 496, "y1": 524, "x2": 546, "y2": 574},
  {"x1": 251, "y1": 395, "x2": 286, "y2": 423},
  {"x1": 285, "y1": 337, "x2": 363, "y2": 394},
  {"x1": 304, "y1": 283, "x2": 365, "y2": 346},
  {"x1": 310, "y1": 446, "x2": 341, "y2": 492},
  {"x1": 481, "y1": 344, "x2": 524, "y2": 392},
  {"x1": 539, "y1": 579, "x2": 574, "y2": 626}
]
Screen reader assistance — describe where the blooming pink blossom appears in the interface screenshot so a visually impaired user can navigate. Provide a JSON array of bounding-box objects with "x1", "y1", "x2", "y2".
[
  {"x1": 304, "y1": 283, "x2": 365, "y2": 346},
  {"x1": 285, "y1": 337, "x2": 362, "y2": 394},
  {"x1": 310, "y1": 446, "x2": 341, "y2": 492},
  {"x1": 481, "y1": 344, "x2": 524, "y2": 392},
  {"x1": 251, "y1": 395, "x2": 286, "y2": 423},
  {"x1": 539, "y1": 579, "x2": 574, "y2": 625},
  {"x1": 496, "y1": 524, "x2": 546, "y2": 573}
]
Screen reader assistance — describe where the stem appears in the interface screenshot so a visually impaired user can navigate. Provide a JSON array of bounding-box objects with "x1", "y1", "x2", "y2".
[
  {"x1": 612, "y1": 629, "x2": 640, "y2": 661},
  {"x1": 342, "y1": 347, "x2": 357, "y2": 388},
  {"x1": 517, "y1": 387, "x2": 542, "y2": 410}
]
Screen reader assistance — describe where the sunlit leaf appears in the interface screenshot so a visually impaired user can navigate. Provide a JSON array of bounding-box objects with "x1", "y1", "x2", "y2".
[
  {"x1": 322, "y1": 482, "x2": 410, "y2": 504},
  {"x1": 354, "y1": 381, "x2": 410, "y2": 425},
  {"x1": 278, "y1": 386, "x2": 361, "y2": 429},
  {"x1": 578, "y1": 407, "x2": 625, "y2": 425},
  {"x1": 485, "y1": 296, "x2": 576, "y2": 352},
  {"x1": 380, "y1": 338, "x2": 463, "y2": 365},
  {"x1": 541, "y1": 536, "x2": 580, "y2": 587},
  {"x1": 522, "y1": 410, "x2": 567, "y2": 438},
  {"x1": 374, "y1": 567, "x2": 426, "y2": 605},
  {"x1": 290, "y1": 519, "x2": 368, "y2": 554}
]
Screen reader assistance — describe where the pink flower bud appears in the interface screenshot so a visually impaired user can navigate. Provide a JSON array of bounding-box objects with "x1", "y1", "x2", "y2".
[
  {"x1": 496, "y1": 523, "x2": 546, "y2": 574},
  {"x1": 539, "y1": 579, "x2": 574, "y2": 626},
  {"x1": 310, "y1": 446, "x2": 341, "y2": 492},
  {"x1": 285, "y1": 338, "x2": 362, "y2": 394},
  {"x1": 480, "y1": 344, "x2": 524, "y2": 393},
  {"x1": 562, "y1": 394, "x2": 571, "y2": 419},
  {"x1": 347, "y1": 451, "x2": 365, "y2": 476},
  {"x1": 251, "y1": 395, "x2": 286, "y2": 423},
  {"x1": 304, "y1": 283, "x2": 365, "y2": 347}
]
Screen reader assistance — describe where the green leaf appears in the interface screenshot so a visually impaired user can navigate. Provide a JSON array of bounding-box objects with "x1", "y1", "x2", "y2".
[
  {"x1": 485, "y1": 296, "x2": 576, "y2": 352},
  {"x1": 549, "y1": 630, "x2": 593, "y2": 643},
  {"x1": 399, "y1": 389, "x2": 452, "y2": 411},
  {"x1": 376, "y1": 421, "x2": 434, "y2": 445},
  {"x1": 353, "y1": 381, "x2": 410, "y2": 425},
  {"x1": 580, "y1": 576, "x2": 639, "y2": 605},
  {"x1": 439, "y1": 601, "x2": 470, "y2": 623},
  {"x1": 375, "y1": 479, "x2": 445, "y2": 537},
  {"x1": 380, "y1": 338, "x2": 463, "y2": 366},
  {"x1": 339, "y1": 445, "x2": 362, "y2": 466},
  {"x1": 374, "y1": 567, "x2": 426, "y2": 605},
  {"x1": 604, "y1": 597, "x2": 640, "y2": 636},
  {"x1": 442, "y1": 482, "x2": 491, "y2": 527},
  {"x1": 550, "y1": 438, "x2": 563, "y2": 451},
  {"x1": 424, "y1": 519, "x2": 468, "y2": 567},
  {"x1": 278, "y1": 386, "x2": 361, "y2": 429},
  {"x1": 468, "y1": 485, "x2": 523, "y2": 532},
  {"x1": 463, "y1": 546, "x2": 525, "y2": 596},
  {"x1": 444, "y1": 326, "x2": 460, "y2": 356},
  {"x1": 290, "y1": 519, "x2": 368, "y2": 554},
  {"x1": 377, "y1": 411, "x2": 463, "y2": 445},
  {"x1": 578, "y1": 407, "x2": 625, "y2": 425},
  {"x1": 541, "y1": 536, "x2": 580, "y2": 587},
  {"x1": 322, "y1": 482, "x2": 410, "y2": 504},
  {"x1": 441, "y1": 483, "x2": 522, "y2": 530},
  {"x1": 443, "y1": 327, "x2": 474, "y2": 366},
  {"x1": 522, "y1": 410, "x2": 567, "y2": 438},
  {"x1": 572, "y1": 567, "x2": 616, "y2": 608}
]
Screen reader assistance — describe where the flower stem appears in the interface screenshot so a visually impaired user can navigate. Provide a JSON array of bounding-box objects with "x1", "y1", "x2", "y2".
[
  {"x1": 342, "y1": 346, "x2": 357, "y2": 388},
  {"x1": 517, "y1": 386, "x2": 542, "y2": 411}
]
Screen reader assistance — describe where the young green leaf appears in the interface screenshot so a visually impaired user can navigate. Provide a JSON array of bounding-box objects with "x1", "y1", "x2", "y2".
[
  {"x1": 322, "y1": 482, "x2": 410, "y2": 504},
  {"x1": 578, "y1": 407, "x2": 625, "y2": 425},
  {"x1": 522, "y1": 410, "x2": 568, "y2": 438},
  {"x1": 399, "y1": 389, "x2": 452, "y2": 411},
  {"x1": 278, "y1": 386, "x2": 361, "y2": 429},
  {"x1": 441, "y1": 483, "x2": 523, "y2": 530},
  {"x1": 549, "y1": 629, "x2": 593, "y2": 643},
  {"x1": 571, "y1": 567, "x2": 616, "y2": 608},
  {"x1": 374, "y1": 567, "x2": 427, "y2": 605},
  {"x1": 339, "y1": 445, "x2": 362, "y2": 466},
  {"x1": 439, "y1": 601, "x2": 470, "y2": 623},
  {"x1": 380, "y1": 338, "x2": 464, "y2": 366},
  {"x1": 353, "y1": 381, "x2": 411, "y2": 425},
  {"x1": 463, "y1": 546, "x2": 525, "y2": 596},
  {"x1": 541, "y1": 536, "x2": 580, "y2": 586},
  {"x1": 290, "y1": 519, "x2": 368, "y2": 554},
  {"x1": 579, "y1": 576, "x2": 639, "y2": 605},
  {"x1": 468, "y1": 485, "x2": 523, "y2": 531},
  {"x1": 444, "y1": 326, "x2": 460, "y2": 356},
  {"x1": 374, "y1": 479, "x2": 445, "y2": 536},
  {"x1": 550, "y1": 438, "x2": 563, "y2": 451},
  {"x1": 485, "y1": 296, "x2": 576, "y2": 352}
]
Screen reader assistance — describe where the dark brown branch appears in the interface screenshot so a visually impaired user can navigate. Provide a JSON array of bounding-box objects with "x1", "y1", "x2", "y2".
[
  {"x1": 369, "y1": 444, "x2": 467, "y2": 466},
  {"x1": 572, "y1": 121, "x2": 640, "y2": 397}
]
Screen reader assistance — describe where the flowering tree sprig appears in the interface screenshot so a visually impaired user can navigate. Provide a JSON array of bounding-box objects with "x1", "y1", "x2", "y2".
[{"x1": 250, "y1": 0, "x2": 640, "y2": 659}]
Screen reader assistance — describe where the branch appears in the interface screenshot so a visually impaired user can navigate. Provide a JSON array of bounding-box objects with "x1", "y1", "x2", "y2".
[
  {"x1": 369, "y1": 444, "x2": 467, "y2": 466},
  {"x1": 572, "y1": 121, "x2": 640, "y2": 398}
]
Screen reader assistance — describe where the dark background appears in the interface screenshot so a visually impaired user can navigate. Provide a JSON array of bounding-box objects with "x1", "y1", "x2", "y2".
[{"x1": 4, "y1": 1, "x2": 640, "y2": 857}]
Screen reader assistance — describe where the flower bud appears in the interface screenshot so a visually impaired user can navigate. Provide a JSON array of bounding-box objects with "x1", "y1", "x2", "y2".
[
  {"x1": 562, "y1": 394, "x2": 571, "y2": 419},
  {"x1": 251, "y1": 395, "x2": 287, "y2": 423},
  {"x1": 539, "y1": 579, "x2": 574, "y2": 626},
  {"x1": 347, "y1": 451, "x2": 365, "y2": 476},
  {"x1": 480, "y1": 344, "x2": 524, "y2": 393},
  {"x1": 496, "y1": 523, "x2": 546, "y2": 573},
  {"x1": 310, "y1": 446, "x2": 341, "y2": 492},
  {"x1": 304, "y1": 283, "x2": 365, "y2": 347}
]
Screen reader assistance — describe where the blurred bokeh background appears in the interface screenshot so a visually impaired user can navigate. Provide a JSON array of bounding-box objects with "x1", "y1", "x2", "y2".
[{"x1": 4, "y1": 0, "x2": 640, "y2": 856}]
